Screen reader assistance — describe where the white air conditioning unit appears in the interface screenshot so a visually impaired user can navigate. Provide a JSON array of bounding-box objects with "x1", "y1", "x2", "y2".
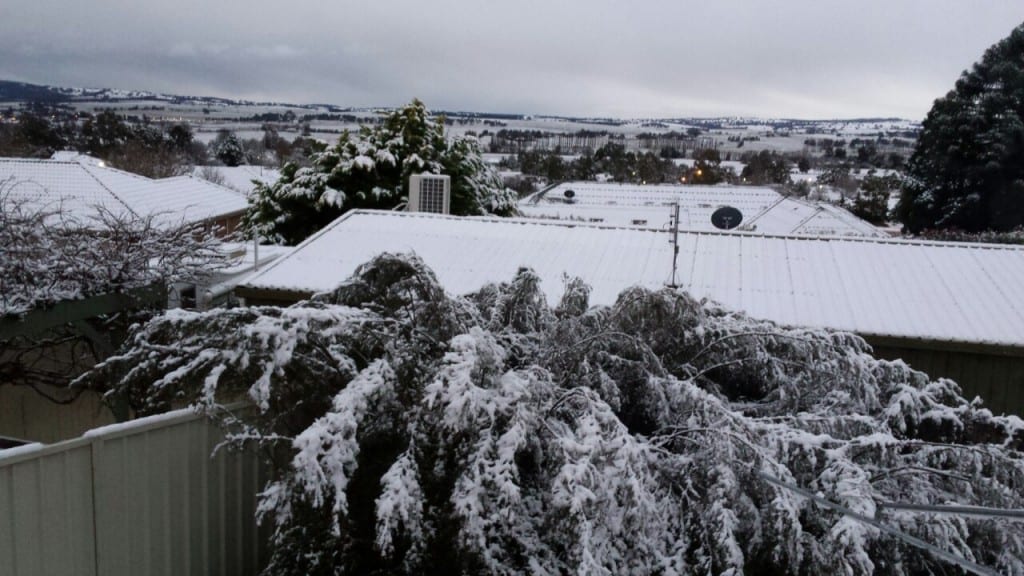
[{"x1": 408, "y1": 174, "x2": 451, "y2": 214}]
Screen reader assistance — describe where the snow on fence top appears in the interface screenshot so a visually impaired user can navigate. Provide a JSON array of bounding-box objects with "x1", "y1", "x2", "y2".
[
  {"x1": 0, "y1": 154, "x2": 248, "y2": 227},
  {"x1": 241, "y1": 210, "x2": 1024, "y2": 348},
  {"x1": 519, "y1": 181, "x2": 886, "y2": 237}
]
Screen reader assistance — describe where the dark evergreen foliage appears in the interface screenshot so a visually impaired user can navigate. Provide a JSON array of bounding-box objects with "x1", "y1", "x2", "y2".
[
  {"x1": 243, "y1": 100, "x2": 518, "y2": 245},
  {"x1": 898, "y1": 22, "x2": 1024, "y2": 233}
]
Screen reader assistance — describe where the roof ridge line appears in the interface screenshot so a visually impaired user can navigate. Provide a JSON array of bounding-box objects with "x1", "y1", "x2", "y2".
[
  {"x1": 791, "y1": 204, "x2": 825, "y2": 232},
  {"x1": 244, "y1": 209, "x2": 363, "y2": 283},
  {"x1": 362, "y1": 209, "x2": 1024, "y2": 250},
  {"x1": 0, "y1": 157, "x2": 77, "y2": 165},
  {"x1": 742, "y1": 195, "x2": 788, "y2": 227},
  {"x1": 76, "y1": 163, "x2": 140, "y2": 218},
  {"x1": 77, "y1": 157, "x2": 154, "y2": 182}
]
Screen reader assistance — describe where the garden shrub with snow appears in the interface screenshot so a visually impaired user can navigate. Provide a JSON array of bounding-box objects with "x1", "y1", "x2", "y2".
[
  {"x1": 87, "y1": 253, "x2": 1024, "y2": 575},
  {"x1": 0, "y1": 181, "x2": 228, "y2": 317},
  {"x1": 243, "y1": 100, "x2": 518, "y2": 246}
]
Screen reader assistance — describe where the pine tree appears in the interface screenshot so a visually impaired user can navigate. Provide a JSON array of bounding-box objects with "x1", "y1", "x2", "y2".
[
  {"x1": 849, "y1": 173, "x2": 900, "y2": 225},
  {"x1": 243, "y1": 100, "x2": 518, "y2": 245},
  {"x1": 898, "y1": 22, "x2": 1024, "y2": 233},
  {"x1": 740, "y1": 150, "x2": 792, "y2": 185},
  {"x1": 212, "y1": 130, "x2": 246, "y2": 167}
]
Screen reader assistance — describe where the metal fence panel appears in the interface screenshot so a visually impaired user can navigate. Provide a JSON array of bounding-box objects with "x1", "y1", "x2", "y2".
[
  {"x1": 0, "y1": 408, "x2": 263, "y2": 576},
  {"x1": 0, "y1": 441, "x2": 96, "y2": 576}
]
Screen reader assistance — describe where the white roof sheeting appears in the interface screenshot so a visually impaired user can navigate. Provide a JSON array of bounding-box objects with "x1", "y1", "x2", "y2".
[
  {"x1": 519, "y1": 181, "x2": 885, "y2": 237},
  {"x1": 192, "y1": 165, "x2": 281, "y2": 195},
  {"x1": 740, "y1": 197, "x2": 887, "y2": 237},
  {"x1": 1, "y1": 154, "x2": 248, "y2": 227},
  {"x1": 241, "y1": 210, "x2": 1024, "y2": 348},
  {"x1": 521, "y1": 182, "x2": 781, "y2": 231}
]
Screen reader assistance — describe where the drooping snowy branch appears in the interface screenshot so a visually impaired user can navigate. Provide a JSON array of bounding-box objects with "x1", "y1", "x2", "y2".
[
  {"x1": 0, "y1": 178, "x2": 231, "y2": 317},
  {"x1": 88, "y1": 252, "x2": 1024, "y2": 576}
]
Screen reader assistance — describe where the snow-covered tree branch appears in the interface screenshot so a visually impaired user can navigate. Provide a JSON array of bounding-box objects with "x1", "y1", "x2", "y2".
[
  {"x1": 1, "y1": 177, "x2": 233, "y2": 401},
  {"x1": 0, "y1": 177, "x2": 231, "y2": 317},
  {"x1": 86, "y1": 253, "x2": 1024, "y2": 575}
]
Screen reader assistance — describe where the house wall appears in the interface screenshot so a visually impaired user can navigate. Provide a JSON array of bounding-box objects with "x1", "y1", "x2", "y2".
[
  {"x1": 0, "y1": 407, "x2": 266, "y2": 576},
  {"x1": 0, "y1": 386, "x2": 115, "y2": 444},
  {"x1": 213, "y1": 213, "x2": 244, "y2": 237},
  {"x1": 869, "y1": 343, "x2": 1024, "y2": 416},
  {"x1": 234, "y1": 287, "x2": 311, "y2": 308}
]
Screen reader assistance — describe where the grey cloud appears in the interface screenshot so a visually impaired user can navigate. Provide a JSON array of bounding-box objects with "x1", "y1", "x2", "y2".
[{"x1": 1, "y1": 0, "x2": 1022, "y2": 118}]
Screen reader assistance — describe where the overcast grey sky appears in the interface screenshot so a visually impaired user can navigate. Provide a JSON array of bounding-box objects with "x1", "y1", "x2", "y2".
[{"x1": 2, "y1": 1, "x2": 1022, "y2": 119}]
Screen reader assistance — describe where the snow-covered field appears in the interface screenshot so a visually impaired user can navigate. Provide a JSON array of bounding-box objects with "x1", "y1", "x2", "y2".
[{"x1": 5, "y1": 92, "x2": 919, "y2": 158}]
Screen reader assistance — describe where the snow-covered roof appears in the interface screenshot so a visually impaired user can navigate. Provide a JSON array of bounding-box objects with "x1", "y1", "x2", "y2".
[
  {"x1": 192, "y1": 165, "x2": 281, "y2": 195},
  {"x1": 520, "y1": 182, "x2": 781, "y2": 231},
  {"x1": 0, "y1": 154, "x2": 248, "y2": 227},
  {"x1": 518, "y1": 181, "x2": 884, "y2": 237},
  {"x1": 740, "y1": 197, "x2": 888, "y2": 237},
  {"x1": 240, "y1": 210, "x2": 1024, "y2": 348}
]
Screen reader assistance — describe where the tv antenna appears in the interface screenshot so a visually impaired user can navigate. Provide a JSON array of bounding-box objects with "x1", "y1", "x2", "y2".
[{"x1": 668, "y1": 201, "x2": 681, "y2": 288}]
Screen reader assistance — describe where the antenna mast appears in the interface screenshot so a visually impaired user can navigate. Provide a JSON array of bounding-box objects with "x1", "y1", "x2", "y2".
[{"x1": 669, "y1": 201, "x2": 680, "y2": 288}]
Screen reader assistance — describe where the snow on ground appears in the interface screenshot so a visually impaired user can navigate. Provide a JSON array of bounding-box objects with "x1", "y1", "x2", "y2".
[{"x1": 194, "y1": 165, "x2": 281, "y2": 194}]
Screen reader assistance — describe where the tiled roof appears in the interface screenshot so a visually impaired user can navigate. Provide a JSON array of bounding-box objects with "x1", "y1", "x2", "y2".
[{"x1": 241, "y1": 210, "x2": 1024, "y2": 348}]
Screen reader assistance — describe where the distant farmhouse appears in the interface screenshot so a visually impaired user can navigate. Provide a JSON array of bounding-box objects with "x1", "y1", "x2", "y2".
[
  {"x1": 236, "y1": 210, "x2": 1024, "y2": 415},
  {"x1": 520, "y1": 181, "x2": 886, "y2": 237},
  {"x1": 2, "y1": 152, "x2": 249, "y2": 234}
]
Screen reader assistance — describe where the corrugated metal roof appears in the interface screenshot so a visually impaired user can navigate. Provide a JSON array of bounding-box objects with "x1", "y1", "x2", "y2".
[
  {"x1": 241, "y1": 210, "x2": 1024, "y2": 347},
  {"x1": 519, "y1": 181, "x2": 884, "y2": 237},
  {"x1": 741, "y1": 197, "x2": 888, "y2": 237},
  {"x1": 1, "y1": 157, "x2": 135, "y2": 219},
  {"x1": 0, "y1": 154, "x2": 248, "y2": 227}
]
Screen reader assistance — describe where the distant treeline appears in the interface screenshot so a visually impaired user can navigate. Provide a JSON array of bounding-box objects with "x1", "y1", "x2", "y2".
[
  {"x1": 487, "y1": 129, "x2": 712, "y2": 156},
  {"x1": 0, "y1": 102, "x2": 322, "y2": 177}
]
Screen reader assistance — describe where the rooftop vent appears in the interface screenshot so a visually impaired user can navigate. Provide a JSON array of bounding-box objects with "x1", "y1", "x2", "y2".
[{"x1": 408, "y1": 174, "x2": 451, "y2": 214}]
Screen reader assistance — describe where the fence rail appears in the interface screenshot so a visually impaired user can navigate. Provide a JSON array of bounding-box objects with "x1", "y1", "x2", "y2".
[{"x1": 0, "y1": 407, "x2": 265, "y2": 576}]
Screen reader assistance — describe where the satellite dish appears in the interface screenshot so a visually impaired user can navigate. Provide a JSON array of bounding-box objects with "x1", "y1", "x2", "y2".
[
  {"x1": 711, "y1": 206, "x2": 743, "y2": 230},
  {"x1": 563, "y1": 189, "x2": 576, "y2": 199}
]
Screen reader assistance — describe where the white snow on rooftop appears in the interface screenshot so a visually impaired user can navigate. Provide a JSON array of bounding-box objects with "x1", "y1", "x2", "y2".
[
  {"x1": 521, "y1": 181, "x2": 780, "y2": 230},
  {"x1": 0, "y1": 154, "x2": 248, "y2": 227},
  {"x1": 192, "y1": 165, "x2": 281, "y2": 195},
  {"x1": 740, "y1": 197, "x2": 887, "y2": 237},
  {"x1": 242, "y1": 210, "x2": 1024, "y2": 348},
  {"x1": 519, "y1": 181, "x2": 885, "y2": 237}
]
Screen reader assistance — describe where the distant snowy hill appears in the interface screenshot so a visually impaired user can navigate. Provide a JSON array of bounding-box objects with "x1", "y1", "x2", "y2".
[
  {"x1": 0, "y1": 79, "x2": 344, "y2": 111},
  {"x1": 0, "y1": 79, "x2": 919, "y2": 131}
]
